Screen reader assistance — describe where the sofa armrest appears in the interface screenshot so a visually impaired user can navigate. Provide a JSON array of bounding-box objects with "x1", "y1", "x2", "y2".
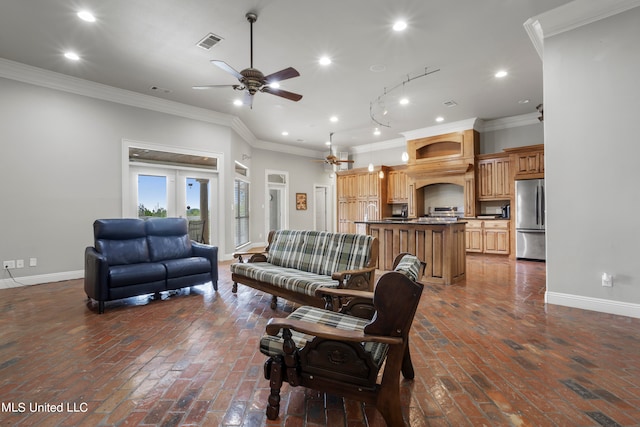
[
  {"x1": 84, "y1": 247, "x2": 109, "y2": 301},
  {"x1": 192, "y1": 242, "x2": 218, "y2": 286},
  {"x1": 233, "y1": 251, "x2": 268, "y2": 263},
  {"x1": 331, "y1": 266, "x2": 376, "y2": 291}
]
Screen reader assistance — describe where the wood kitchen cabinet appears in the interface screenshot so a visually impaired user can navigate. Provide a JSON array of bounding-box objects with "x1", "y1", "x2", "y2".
[
  {"x1": 477, "y1": 153, "x2": 511, "y2": 200},
  {"x1": 505, "y1": 144, "x2": 544, "y2": 179},
  {"x1": 465, "y1": 219, "x2": 510, "y2": 255},
  {"x1": 336, "y1": 167, "x2": 388, "y2": 233},
  {"x1": 387, "y1": 169, "x2": 408, "y2": 203},
  {"x1": 483, "y1": 221, "x2": 510, "y2": 254},
  {"x1": 465, "y1": 220, "x2": 483, "y2": 252}
]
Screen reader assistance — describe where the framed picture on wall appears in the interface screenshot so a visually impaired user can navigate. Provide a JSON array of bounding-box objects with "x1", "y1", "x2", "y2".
[{"x1": 296, "y1": 193, "x2": 307, "y2": 210}]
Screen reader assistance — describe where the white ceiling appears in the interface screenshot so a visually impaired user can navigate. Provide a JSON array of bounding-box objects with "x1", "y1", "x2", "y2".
[{"x1": 0, "y1": 0, "x2": 571, "y2": 150}]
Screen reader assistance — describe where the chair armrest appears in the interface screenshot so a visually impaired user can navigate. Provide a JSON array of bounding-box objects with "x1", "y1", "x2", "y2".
[
  {"x1": 265, "y1": 318, "x2": 402, "y2": 346},
  {"x1": 314, "y1": 287, "x2": 373, "y2": 301},
  {"x1": 331, "y1": 266, "x2": 376, "y2": 290},
  {"x1": 315, "y1": 288, "x2": 375, "y2": 318}
]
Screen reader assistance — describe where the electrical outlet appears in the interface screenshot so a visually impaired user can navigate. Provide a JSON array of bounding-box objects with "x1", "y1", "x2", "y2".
[
  {"x1": 601, "y1": 272, "x2": 613, "y2": 287},
  {"x1": 3, "y1": 260, "x2": 16, "y2": 269},
  {"x1": 29, "y1": 258, "x2": 37, "y2": 267},
  {"x1": 16, "y1": 259, "x2": 24, "y2": 268}
]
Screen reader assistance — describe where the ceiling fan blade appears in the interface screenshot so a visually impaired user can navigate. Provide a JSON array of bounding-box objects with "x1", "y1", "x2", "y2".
[
  {"x1": 264, "y1": 67, "x2": 300, "y2": 83},
  {"x1": 211, "y1": 60, "x2": 243, "y2": 80},
  {"x1": 243, "y1": 91, "x2": 254, "y2": 109},
  {"x1": 337, "y1": 160, "x2": 355, "y2": 163},
  {"x1": 192, "y1": 84, "x2": 239, "y2": 90},
  {"x1": 262, "y1": 86, "x2": 303, "y2": 102}
]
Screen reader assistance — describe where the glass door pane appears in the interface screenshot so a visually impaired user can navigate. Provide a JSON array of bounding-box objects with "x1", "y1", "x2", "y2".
[
  {"x1": 137, "y1": 174, "x2": 168, "y2": 218},
  {"x1": 183, "y1": 176, "x2": 210, "y2": 243}
]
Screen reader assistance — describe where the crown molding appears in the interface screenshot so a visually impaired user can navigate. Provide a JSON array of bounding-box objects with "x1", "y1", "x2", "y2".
[
  {"x1": 481, "y1": 112, "x2": 541, "y2": 132},
  {"x1": 0, "y1": 58, "x2": 260, "y2": 140},
  {"x1": 400, "y1": 118, "x2": 482, "y2": 141},
  {"x1": 525, "y1": 0, "x2": 640, "y2": 58},
  {"x1": 349, "y1": 137, "x2": 406, "y2": 155},
  {"x1": 254, "y1": 140, "x2": 326, "y2": 158}
]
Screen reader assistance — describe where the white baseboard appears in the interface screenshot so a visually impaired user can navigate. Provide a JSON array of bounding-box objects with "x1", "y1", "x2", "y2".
[
  {"x1": 546, "y1": 291, "x2": 640, "y2": 319},
  {"x1": 0, "y1": 270, "x2": 84, "y2": 290}
]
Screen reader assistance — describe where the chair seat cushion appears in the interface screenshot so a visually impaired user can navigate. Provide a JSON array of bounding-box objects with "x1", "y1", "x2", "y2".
[
  {"x1": 259, "y1": 306, "x2": 389, "y2": 367},
  {"x1": 108, "y1": 263, "x2": 166, "y2": 288},
  {"x1": 231, "y1": 262, "x2": 338, "y2": 296},
  {"x1": 162, "y1": 257, "x2": 211, "y2": 278}
]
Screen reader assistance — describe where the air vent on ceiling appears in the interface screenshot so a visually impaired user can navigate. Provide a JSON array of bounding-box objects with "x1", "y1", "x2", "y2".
[
  {"x1": 443, "y1": 100, "x2": 458, "y2": 107},
  {"x1": 197, "y1": 33, "x2": 223, "y2": 50}
]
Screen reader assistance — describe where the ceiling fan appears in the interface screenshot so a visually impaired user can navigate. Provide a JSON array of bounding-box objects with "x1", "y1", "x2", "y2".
[
  {"x1": 193, "y1": 12, "x2": 302, "y2": 107},
  {"x1": 315, "y1": 133, "x2": 354, "y2": 166}
]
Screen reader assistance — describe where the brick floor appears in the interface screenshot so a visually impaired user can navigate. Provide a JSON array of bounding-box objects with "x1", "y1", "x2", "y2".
[{"x1": 1, "y1": 255, "x2": 639, "y2": 426}]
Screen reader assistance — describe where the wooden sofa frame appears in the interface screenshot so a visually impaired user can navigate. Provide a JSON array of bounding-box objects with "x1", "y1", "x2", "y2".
[{"x1": 232, "y1": 230, "x2": 379, "y2": 309}]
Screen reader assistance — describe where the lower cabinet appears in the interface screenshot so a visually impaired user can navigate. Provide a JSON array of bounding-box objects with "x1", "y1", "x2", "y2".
[{"x1": 465, "y1": 220, "x2": 510, "y2": 255}]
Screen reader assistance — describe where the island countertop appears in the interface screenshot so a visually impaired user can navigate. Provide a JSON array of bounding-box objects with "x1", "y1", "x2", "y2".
[{"x1": 356, "y1": 221, "x2": 466, "y2": 286}]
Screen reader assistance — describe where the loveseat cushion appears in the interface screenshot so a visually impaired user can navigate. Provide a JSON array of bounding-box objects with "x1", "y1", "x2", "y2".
[
  {"x1": 267, "y1": 230, "x2": 373, "y2": 276},
  {"x1": 94, "y1": 219, "x2": 150, "y2": 266},
  {"x1": 162, "y1": 257, "x2": 212, "y2": 278},
  {"x1": 108, "y1": 263, "x2": 166, "y2": 288},
  {"x1": 231, "y1": 262, "x2": 338, "y2": 296},
  {"x1": 145, "y1": 218, "x2": 192, "y2": 261},
  {"x1": 260, "y1": 305, "x2": 388, "y2": 367}
]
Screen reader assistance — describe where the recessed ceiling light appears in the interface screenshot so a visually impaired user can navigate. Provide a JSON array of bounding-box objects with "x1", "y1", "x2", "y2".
[
  {"x1": 325, "y1": 141, "x2": 331, "y2": 146},
  {"x1": 435, "y1": 116, "x2": 444, "y2": 122},
  {"x1": 495, "y1": 70, "x2": 508, "y2": 78},
  {"x1": 319, "y1": 56, "x2": 332, "y2": 66},
  {"x1": 233, "y1": 99, "x2": 243, "y2": 106},
  {"x1": 373, "y1": 128, "x2": 381, "y2": 136},
  {"x1": 64, "y1": 52, "x2": 80, "y2": 61},
  {"x1": 518, "y1": 99, "x2": 530, "y2": 104},
  {"x1": 77, "y1": 11, "x2": 96, "y2": 22},
  {"x1": 330, "y1": 116, "x2": 338, "y2": 123},
  {"x1": 399, "y1": 98, "x2": 409, "y2": 105},
  {"x1": 281, "y1": 131, "x2": 289, "y2": 136},
  {"x1": 369, "y1": 64, "x2": 386, "y2": 73},
  {"x1": 393, "y1": 20, "x2": 407, "y2": 31}
]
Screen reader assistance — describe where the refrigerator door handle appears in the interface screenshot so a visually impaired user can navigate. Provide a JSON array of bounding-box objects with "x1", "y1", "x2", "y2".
[
  {"x1": 540, "y1": 185, "x2": 545, "y2": 226},
  {"x1": 535, "y1": 187, "x2": 539, "y2": 225}
]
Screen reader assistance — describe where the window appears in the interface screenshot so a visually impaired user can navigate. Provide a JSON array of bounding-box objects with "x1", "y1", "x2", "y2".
[{"x1": 234, "y1": 179, "x2": 250, "y2": 247}]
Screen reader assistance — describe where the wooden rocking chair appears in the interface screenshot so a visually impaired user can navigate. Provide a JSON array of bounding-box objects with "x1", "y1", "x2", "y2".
[{"x1": 260, "y1": 259, "x2": 424, "y2": 426}]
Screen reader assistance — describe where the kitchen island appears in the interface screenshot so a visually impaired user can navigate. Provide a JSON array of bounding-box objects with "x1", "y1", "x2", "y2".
[{"x1": 355, "y1": 220, "x2": 466, "y2": 285}]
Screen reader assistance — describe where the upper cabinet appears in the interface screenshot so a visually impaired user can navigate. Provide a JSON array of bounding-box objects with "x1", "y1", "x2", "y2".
[
  {"x1": 504, "y1": 144, "x2": 544, "y2": 179},
  {"x1": 477, "y1": 153, "x2": 511, "y2": 200},
  {"x1": 387, "y1": 168, "x2": 408, "y2": 204}
]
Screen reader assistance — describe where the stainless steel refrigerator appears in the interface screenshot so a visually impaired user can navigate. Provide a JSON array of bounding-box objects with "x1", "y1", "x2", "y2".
[{"x1": 515, "y1": 179, "x2": 545, "y2": 260}]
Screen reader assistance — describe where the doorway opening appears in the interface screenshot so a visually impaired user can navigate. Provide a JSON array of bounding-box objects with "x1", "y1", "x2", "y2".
[
  {"x1": 265, "y1": 170, "x2": 289, "y2": 238},
  {"x1": 314, "y1": 184, "x2": 331, "y2": 232}
]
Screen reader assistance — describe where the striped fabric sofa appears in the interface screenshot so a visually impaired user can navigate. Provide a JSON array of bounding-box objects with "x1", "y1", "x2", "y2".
[{"x1": 230, "y1": 230, "x2": 379, "y2": 309}]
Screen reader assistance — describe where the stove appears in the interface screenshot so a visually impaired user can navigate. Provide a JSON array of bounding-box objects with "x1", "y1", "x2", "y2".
[{"x1": 427, "y1": 206, "x2": 464, "y2": 218}]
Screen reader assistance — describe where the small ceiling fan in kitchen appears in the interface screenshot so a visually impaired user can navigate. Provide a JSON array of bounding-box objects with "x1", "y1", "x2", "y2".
[
  {"x1": 314, "y1": 133, "x2": 354, "y2": 166},
  {"x1": 192, "y1": 12, "x2": 302, "y2": 108}
]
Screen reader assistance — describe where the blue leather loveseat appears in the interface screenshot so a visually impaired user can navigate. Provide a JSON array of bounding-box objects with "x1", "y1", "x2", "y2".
[{"x1": 84, "y1": 217, "x2": 218, "y2": 314}]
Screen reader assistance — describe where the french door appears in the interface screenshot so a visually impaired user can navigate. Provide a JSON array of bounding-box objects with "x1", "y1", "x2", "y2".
[{"x1": 129, "y1": 166, "x2": 218, "y2": 244}]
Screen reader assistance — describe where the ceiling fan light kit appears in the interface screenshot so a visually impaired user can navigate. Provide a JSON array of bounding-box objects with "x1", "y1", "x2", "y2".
[{"x1": 193, "y1": 12, "x2": 302, "y2": 108}]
